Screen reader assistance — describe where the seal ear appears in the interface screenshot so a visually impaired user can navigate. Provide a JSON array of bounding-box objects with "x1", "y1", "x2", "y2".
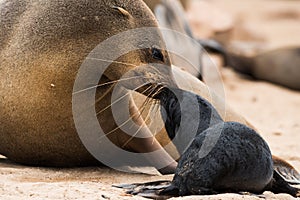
[{"x1": 112, "y1": 6, "x2": 133, "y2": 19}]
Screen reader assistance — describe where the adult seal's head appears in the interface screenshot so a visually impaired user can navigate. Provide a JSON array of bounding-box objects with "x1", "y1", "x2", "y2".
[{"x1": 0, "y1": 0, "x2": 176, "y2": 171}]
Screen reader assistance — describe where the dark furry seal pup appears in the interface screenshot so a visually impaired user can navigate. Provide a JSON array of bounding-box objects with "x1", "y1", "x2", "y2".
[
  {"x1": 115, "y1": 88, "x2": 299, "y2": 198},
  {"x1": 157, "y1": 87, "x2": 299, "y2": 197}
]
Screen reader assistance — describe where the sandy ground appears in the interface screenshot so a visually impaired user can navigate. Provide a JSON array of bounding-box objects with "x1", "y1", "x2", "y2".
[{"x1": 1, "y1": 0, "x2": 300, "y2": 199}]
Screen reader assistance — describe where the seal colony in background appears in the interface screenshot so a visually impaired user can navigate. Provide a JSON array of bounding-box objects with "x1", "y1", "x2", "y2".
[
  {"x1": 0, "y1": 0, "x2": 299, "y2": 197},
  {"x1": 226, "y1": 47, "x2": 300, "y2": 90}
]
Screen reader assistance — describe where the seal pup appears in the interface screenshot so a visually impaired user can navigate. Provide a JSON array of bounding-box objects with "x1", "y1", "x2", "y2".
[
  {"x1": 227, "y1": 47, "x2": 300, "y2": 90},
  {"x1": 158, "y1": 87, "x2": 299, "y2": 197},
  {"x1": 116, "y1": 88, "x2": 299, "y2": 198},
  {"x1": 164, "y1": 122, "x2": 273, "y2": 196}
]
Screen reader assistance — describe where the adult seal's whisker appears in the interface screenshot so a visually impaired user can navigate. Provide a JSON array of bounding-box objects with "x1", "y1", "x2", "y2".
[
  {"x1": 86, "y1": 57, "x2": 140, "y2": 68},
  {"x1": 73, "y1": 75, "x2": 145, "y2": 95},
  {"x1": 96, "y1": 82, "x2": 151, "y2": 116}
]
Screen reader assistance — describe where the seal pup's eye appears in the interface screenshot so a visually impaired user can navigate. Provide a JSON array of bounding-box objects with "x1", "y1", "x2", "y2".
[
  {"x1": 168, "y1": 98, "x2": 177, "y2": 111},
  {"x1": 151, "y1": 47, "x2": 165, "y2": 62}
]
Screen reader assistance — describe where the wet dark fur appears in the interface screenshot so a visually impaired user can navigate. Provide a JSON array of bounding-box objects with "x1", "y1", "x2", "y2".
[{"x1": 156, "y1": 87, "x2": 300, "y2": 197}]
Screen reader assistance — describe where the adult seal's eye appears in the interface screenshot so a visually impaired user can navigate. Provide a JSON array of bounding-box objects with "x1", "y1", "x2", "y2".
[{"x1": 151, "y1": 47, "x2": 164, "y2": 62}]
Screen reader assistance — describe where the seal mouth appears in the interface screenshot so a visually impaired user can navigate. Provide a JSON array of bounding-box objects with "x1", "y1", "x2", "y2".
[{"x1": 117, "y1": 62, "x2": 175, "y2": 99}]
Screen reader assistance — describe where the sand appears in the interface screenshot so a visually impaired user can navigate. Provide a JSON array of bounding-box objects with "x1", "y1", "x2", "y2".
[{"x1": 1, "y1": 0, "x2": 299, "y2": 199}]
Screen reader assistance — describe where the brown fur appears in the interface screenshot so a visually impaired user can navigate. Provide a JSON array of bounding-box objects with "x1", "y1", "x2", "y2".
[
  {"x1": 227, "y1": 47, "x2": 300, "y2": 90},
  {"x1": 0, "y1": 0, "x2": 297, "y2": 178},
  {"x1": 0, "y1": 0, "x2": 172, "y2": 167}
]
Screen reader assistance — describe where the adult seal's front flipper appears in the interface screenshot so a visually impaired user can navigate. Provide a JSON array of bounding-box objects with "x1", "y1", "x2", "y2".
[
  {"x1": 154, "y1": 0, "x2": 203, "y2": 80},
  {"x1": 154, "y1": 0, "x2": 228, "y2": 80}
]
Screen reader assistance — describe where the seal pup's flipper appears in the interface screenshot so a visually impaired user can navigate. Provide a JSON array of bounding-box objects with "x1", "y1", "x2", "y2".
[
  {"x1": 273, "y1": 156, "x2": 300, "y2": 185},
  {"x1": 160, "y1": 184, "x2": 218, "y2": 196},
  {"x1": 113, "y1": 180, "x2": 173, "y2": 199},
  {"x1": 267, "y1": 171, "x2": 300, "y2": 197},
  {"x1": 113, "y1": 180, "x2": 171, "y2": 190}
]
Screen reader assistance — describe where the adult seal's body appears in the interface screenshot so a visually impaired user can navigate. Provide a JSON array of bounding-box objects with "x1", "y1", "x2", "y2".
[
  {"x1": 0, "y1": 0, "x2": 176, "y2": 172},
  {"x1": 0, "y1": 0, "x2": 299, "y2": 178}
]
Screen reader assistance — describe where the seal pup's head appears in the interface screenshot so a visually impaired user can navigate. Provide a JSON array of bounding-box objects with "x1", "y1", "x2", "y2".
[
  {"x1": 154, "y1": 87, "x2": 223, "y2": 155},
  {"x1": 156, "y1": 87, "x2": 223, "y2": 139}
]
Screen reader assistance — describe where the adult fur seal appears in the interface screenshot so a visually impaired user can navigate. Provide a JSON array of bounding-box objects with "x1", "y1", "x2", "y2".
[
  {"x1": 227, "y1": 47, "x2": 300, "y2": 90},
  {"x1": 0, "y1": 0, "x2": 299, "y2": 178},
  {"x1": 0, "y1": 0, "x2": 244, "y2": 172},
  {"x1": 0, "y1": 0, "x2": 177, "y2": 173}
]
